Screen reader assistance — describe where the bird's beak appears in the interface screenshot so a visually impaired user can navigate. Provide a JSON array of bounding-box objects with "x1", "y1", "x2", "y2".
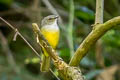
[{"x1": 54, "y1": 16, "x2": 59, "y2": 19}]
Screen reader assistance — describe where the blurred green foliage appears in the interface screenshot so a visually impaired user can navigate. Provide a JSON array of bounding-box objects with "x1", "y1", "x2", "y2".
[
  {"x1": 75, "y1": 6, "x2": 94, "y2": 21},
  {"x1": 0, "y1": 0, "x2": 13, "y2": 6}
]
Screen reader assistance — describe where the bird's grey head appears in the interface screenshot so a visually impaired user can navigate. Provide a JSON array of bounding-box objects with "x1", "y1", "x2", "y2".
[{"x1": 41, "y1": 15, "x2": 59, "y2": 26}]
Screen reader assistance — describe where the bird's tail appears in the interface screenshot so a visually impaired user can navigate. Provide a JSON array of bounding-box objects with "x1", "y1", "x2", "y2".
[{"x1": 40, "y1": 49, "x2": 51, "y2": 72}]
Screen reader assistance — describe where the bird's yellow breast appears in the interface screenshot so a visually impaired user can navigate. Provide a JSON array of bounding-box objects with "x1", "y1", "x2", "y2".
[{"x1": 41, "y1": 28, "x2": 59, "y2": 49}]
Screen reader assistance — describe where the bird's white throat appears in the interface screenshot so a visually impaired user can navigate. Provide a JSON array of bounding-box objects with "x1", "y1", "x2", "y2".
[{"x1": 41, "y1": 21, "x2": 59, "y2": 31}]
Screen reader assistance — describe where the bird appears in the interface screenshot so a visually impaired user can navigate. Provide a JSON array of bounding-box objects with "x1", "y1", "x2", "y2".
[{"x1": 40, "y1": 15, "x2": 60, "y2": 72}]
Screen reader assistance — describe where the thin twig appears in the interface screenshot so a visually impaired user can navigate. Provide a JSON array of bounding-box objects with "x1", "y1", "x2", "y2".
[
  {"x1": 0, "y1": 17, "x2": 61, "y2": 80},
  {"x1": 0, "y1": 17, "x2": 41, "y2": 59},
  {"x1": 49, "y1": 69, "x2": 61, "y2": 80},
  {"x1": 67, "y1": 0, "x2": 74, "y2": 57}
]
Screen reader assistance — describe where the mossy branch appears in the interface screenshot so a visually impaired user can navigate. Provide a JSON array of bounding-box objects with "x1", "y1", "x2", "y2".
[
  {"x1": 69, "y1": 16, "x2": 120, "y2": 66},
  {"x1": 32, "y1": 23, "x2": 84, "y2": 80}
]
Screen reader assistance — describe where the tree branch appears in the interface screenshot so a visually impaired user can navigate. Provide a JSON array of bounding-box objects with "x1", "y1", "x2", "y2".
[
  {"x1": 95, "y1": 0, "x2": 105, "y2": 68},
  {"x1": 69, "y1": 16, "x2": 120, "y2": 66},
  {"x1": 32, "y1": 23, "x2": 84, "y2": 80}
]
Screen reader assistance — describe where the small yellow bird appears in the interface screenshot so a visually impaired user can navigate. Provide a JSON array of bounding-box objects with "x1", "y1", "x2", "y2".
[{"x1": 40, "y1": 15, "x2": 60, "y2": 72}]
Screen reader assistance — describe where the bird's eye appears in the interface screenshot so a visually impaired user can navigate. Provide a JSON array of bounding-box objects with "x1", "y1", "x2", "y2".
[{"x1": 48, "y1": 18, "x2": 52, "y2": 20}]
